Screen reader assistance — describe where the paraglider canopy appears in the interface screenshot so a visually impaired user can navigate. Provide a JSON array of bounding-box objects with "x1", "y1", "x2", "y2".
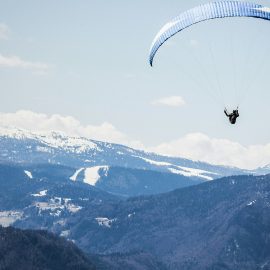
[{"x1": 149, "y1": 1, "x2": 270, "y2": 66}]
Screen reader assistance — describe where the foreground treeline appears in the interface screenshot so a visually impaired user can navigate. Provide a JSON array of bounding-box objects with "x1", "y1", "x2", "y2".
[
  {"x1": 0, "y1": 226, "x2": 96, "y2": 270},
  {"x1": 0, "y1": 227, "x2": 164, "y2": 270}
]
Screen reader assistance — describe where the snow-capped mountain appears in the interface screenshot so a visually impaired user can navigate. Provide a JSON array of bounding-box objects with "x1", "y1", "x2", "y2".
[
  {"x1": 254, "y1": 164, "x2": 270, "y2": 175},
  {"x1": 0, "y1": 127, "x2": 266, "y2": 181}
]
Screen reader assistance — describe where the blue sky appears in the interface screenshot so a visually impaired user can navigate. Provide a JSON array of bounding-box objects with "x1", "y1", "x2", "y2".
[{"x1": 0, "y1": 0, "x2": 270, "y2": 169}]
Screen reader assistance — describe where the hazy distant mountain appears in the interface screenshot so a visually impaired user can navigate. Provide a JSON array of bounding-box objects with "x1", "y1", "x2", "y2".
[
  {"x1": 0, "y1": 226, "x2": 95, "y2": 270},
  {"x1": 253, "y1": 164, "x2": 270, "y2": 175},
  {"x1": 1, "y1": 126, "x2": 260, "y2": 198},
  {"x1": 67, "y1": 174, "x2": 270, "y2": 270},
  {"x1": 0, "y1": 126, "x2": 257, "y2": 182}
]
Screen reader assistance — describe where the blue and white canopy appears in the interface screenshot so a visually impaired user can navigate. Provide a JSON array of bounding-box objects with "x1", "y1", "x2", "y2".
[{"x1": 149, "y1": 1, "x2": 270, "y2": 66}]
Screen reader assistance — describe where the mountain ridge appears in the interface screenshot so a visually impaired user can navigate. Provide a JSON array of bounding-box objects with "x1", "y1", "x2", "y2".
[
  {"x1": 0, "y1": 126, "x2": 265, "y2": 181},
  {"x1": 0, "y1": 226, "x2": 96, "y2": 270},
  {"x1": 67, "y1": 174, "x2": 270, "y2": 270},
  {"x1": 0, "y1": 160, "x2": 269, "y2": 269}
]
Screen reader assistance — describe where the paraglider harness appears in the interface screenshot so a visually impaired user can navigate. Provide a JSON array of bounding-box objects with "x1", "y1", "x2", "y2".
[{"x1": 224, "y1": 108, "x2": 239, "y2": 124}]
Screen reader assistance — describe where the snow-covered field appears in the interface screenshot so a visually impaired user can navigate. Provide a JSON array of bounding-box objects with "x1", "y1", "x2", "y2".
[{"x1": 0, "y1": 211, "x2": 23, "y2": 227}]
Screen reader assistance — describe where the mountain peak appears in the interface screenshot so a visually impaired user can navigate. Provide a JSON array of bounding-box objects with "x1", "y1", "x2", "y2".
[{"x1": 0, "y1": 126, "x2": 100, "y2": 153}]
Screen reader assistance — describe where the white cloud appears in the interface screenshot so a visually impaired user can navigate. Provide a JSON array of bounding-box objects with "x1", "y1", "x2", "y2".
[
  {"x1": 0, "y1": 54, "x2": 49, "y2": 71},
  {"x1": 0, "y1": 110, "x2": 143, "y2": 149},
  {"x1": 0, "y1": 23, "x2": 10, "y2": 40},
  {"x1": 151, "y1": 96, "x2": 186, "y2": 107},
  {"x1": 149, "y1": 133, "x2": 270, "y2": 170}
]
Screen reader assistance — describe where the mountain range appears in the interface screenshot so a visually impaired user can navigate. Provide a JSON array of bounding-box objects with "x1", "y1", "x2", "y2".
[
  {"x1": 2, "y1": 161, "x2": 270, "y2": 269},
  {"x1": 58, "y1": 174, "x2": 270, "y2": 270},
  {"x1": 0, "y1": 126, "x2": 269, "y2": 198},
  {"x1": 0, "y1": 126, "x2": 270, "y2": 269},
  {"x1": 1, "y1": 126, "x2": 265, "y2": 178}
]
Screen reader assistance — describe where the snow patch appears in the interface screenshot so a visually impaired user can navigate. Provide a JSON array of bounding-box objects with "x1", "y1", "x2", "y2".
[
  {"x1": 95, "y1": 217, "x2": 116, "y2": 228},
  {"x1": 60, "y1": 230, "x2": 70, "y2": 237},
  {"x1": 24, "y1": 170, "x2": 33, "y2": 179},
  {"x1": 169, "y1": 166, "x2": 214, "y2": 180},
  {"x1": 35, "y1": 197, "x2": 82, "y2": 216},
  {"x1": 50, "y1": 209, "x2": 62, "y2": 217},
  {"x1": 67, "y1": 204, "x2": 82, "y2": 213},
  {"x1": 128, "y1": 212, "x2": 135, "y2": 218},
  {"x1": 0, "y1": 211, "x2": 23, "y2": 227},
  {"x1": 138, "y1": 156, "x2": 216, "y2": 180},
  {"x1": 247, "y1": 200, "x2": 256, "y2": 206},
  {"x1": 70, "y1": 168, "x2": 84, "y2": 181},
  {"x1": 138, "y1": 157, "x2": 171, "y2": 166},
  {"x1": 31, "y1": 190, "x2": 47, "y2": 197},
  {"x1": 84, "y1": 166, "x2": 108, "y2": 186}
]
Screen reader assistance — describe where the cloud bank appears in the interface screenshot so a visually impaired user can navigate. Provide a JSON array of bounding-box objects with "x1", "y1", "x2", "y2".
[
  {"x1": 0, "y1": 110, "x2": 269, "y2": 169},
  {"x1": 149, "y1": 133, "x2": 270, "y2": 170},
  {"x1": 0, "y1": 54, "x2": 49, "y2": 71},
  {"x1": 0, "y1": 110, "x2": 143, "y2": 149}
]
